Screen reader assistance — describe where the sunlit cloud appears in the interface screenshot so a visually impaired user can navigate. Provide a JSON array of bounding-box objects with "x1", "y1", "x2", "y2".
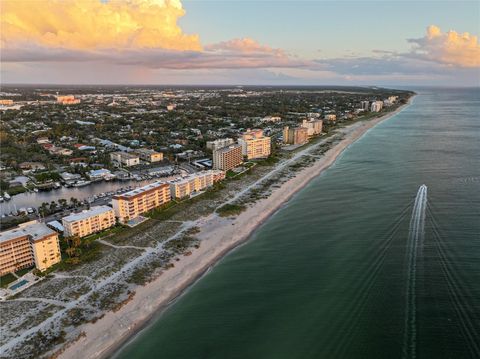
[
  {"x1": 1, "y1": 0, "x2": 201, "y2": 51},
  {"x1": 408, "y1": 25, "x2": 480, "y2": 68}
]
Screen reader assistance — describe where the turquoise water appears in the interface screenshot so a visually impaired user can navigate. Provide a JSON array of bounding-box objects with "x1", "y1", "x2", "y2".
[
  {"x1": 114, "y1": 88, "x2": 480, "y2": 359},
  {"x1": 9, "y1": 279, "x2": 28, "y2": 291}
]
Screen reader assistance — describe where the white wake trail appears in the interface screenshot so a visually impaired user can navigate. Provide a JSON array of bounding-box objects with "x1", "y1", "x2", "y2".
[{"x1": 403, "y1": 184, "x2": 427, "y2": 359}]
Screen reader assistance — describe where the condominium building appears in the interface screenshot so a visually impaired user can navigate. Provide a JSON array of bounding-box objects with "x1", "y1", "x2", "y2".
[
  {"x1": 136, "y1": 148, "x2": 163, "y2": 163},
  {"x1": 324, "y1": 114, "x2": 337, "y2": 122},
  {"x1": 370, "y1": 101, "x2": 384, "y2": 112},
  {"x1": 62, "y1": 206, "x2": 116, "y2": 238},
  {"x1": 301, "y1": 119, "x2": 323, "y2": 137},
  {"x1": 0, "y1": 221, "x2": 61, "y2": 275},
  {"x1": 283, "y1": 126, "x2": 309, "y2": 145},
  {"x1": 212, "y1": 144, "x2": 243, "y2": 171},
  {"x1": 110, "y1": 151, "x2": 140, "y2": 167},
  {"x1": 206, "y1": 138, "x2": 234, "y2": 151},
  {"x1": 112, "y1": 182, "x2": 171, "y2": 223},
  {"x1": 169, "y1": 170, "x2": 225, "y2": 199},
  {"x1": 360, "y1": 100, "x2": 370, "y2": 111},
  {"x1": 238, "y1": 129, "x2": 271, "y2": 160}
]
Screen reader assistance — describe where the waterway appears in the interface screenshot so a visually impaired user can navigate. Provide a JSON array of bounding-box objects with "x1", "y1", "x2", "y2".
[
  {"x1": 0, "y1": 179, "x2": 152, "y2": 215},
  {"x1": 114, "y1": 87, "x2": 480, "y2": 359}
]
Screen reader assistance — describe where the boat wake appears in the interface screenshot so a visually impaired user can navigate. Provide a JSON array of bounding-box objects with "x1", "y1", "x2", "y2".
[{"x1": 403, "y1": 184, "x2": 427, "y2": 359}]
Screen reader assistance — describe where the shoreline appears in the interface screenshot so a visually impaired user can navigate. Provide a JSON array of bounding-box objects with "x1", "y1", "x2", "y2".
[{"x1": 59, "y1": 98, "x2": 414, "y2": 359}]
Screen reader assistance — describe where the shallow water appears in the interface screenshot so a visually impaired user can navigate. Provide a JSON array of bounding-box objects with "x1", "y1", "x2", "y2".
[{"x1": 114, "y1": 88, "x2": 480, "y2": 359}]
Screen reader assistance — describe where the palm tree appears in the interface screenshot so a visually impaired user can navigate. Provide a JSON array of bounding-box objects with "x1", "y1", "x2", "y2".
[
  {"x1": 58, "y1": 198, "x2": 68, "y2": 208},
  {"x1": 49, "y1": 201, "x2": 57, "y2": 212},
  {"x1": 70, "y1": 197, "x2": 79, "y2": 208}
]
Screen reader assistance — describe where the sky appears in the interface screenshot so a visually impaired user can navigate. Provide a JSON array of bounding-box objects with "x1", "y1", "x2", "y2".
[{"x1": 1, "y1": 0, "x2": 479, "y2": 86}]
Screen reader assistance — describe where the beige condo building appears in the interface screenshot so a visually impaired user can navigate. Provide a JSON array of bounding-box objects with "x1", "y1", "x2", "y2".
[
  {"x1": 283, "y1": 126, "x2": 308, "y2": 145},
  {"x1": 62, "y1": 205, "x2": 116, "y2": 238},
  {"x1": 213, "y1": 144, "x2": 243, "y2": 171},
  {"x1": 301, "y1": 119, "x2": 323, "y2": 137},
  {"x1": 0, "y1": 221, "x2": 61, "y2": 275},
  {"x1": 238, "y1": 129, "x2": 271, "y2": 160},
  {"x1": 112, "y1": 181, "x2": 171, "y2": 223},
  {"x1": 169, "y1": 170, "x2": 225, "y2": 199}
]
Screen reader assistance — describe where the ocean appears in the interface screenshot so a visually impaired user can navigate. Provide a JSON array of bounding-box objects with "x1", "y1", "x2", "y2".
[{"x1": 113, "y1": 87, "x2": 480, "y2": 359}]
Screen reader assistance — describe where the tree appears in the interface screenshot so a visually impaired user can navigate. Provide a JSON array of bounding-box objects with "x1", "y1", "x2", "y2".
[
  {"x1": 58, "y1": 198, "x2": 68, "y2": 208},
  {"x1": 49, "y1": 201, "x2": 57, "y2": 212},
  {"x1": 70, "y1": 197, "x2": 79, "y2": 208},
  {"x1": 39, "y1": 202, "x2": 49, "y2": 217}
]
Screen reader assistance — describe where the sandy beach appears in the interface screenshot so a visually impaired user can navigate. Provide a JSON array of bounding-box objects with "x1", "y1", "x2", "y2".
[{"x1": 58, "y1": 99, "x2": 413, "y2": 359}]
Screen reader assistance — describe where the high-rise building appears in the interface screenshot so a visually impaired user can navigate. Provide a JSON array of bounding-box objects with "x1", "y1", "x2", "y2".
[
  {"x1": 206, "y1": 138, "x2": 234, "y2": 151},
  {"x1": 0, "y1": 221, "x2": 61, "y2": 275},
  {"x1": 370, "y1": 101, "x2": 383, "y2": 112},
  {"x1": 112, "y1": 182, "x2": 171, "y2": 223},
  {"x1": 283, "y1": 126, "x2": 309, "y2": 145},
  {"x1": 301, "y1": 119, "x2": 323, "y2": 137},
  {"x1": 361, "y1": 100, "x2": 370, "y2": 110},
  {"x1": 238, "y1": 129, "x2": 271, "y2": 159},
  {"x1": 213, "y1": 144, "x2": 243, "y2": 171},
  {"x1": 169, "y1": 170, "x2": 224, "y2": 199},
  {"x1": 62, "y1": 206, "x2": 116, "y2": 238}
]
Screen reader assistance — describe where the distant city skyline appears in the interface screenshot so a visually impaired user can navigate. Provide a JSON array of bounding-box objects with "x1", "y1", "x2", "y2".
[{"x1": 1, "y1": 0, "x2": 479, "y2": 86}]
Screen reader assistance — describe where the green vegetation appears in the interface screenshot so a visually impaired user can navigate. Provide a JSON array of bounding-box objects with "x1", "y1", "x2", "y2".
[
  {"x1": 216, "y1": 203, "x2": 246, "y2": 217},
  {"x1": 34, "y1": 171, "x2": 61, "y2": 183},
  {"x1": 0, "y1": 273, "x2": 17, "y2": 288}
]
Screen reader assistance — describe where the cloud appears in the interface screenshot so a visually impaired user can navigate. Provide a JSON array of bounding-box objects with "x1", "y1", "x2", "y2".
[
  {"x1": 1, "y1": 0, "x2": 311, "y2": 70},
  {"x1": 2, "y1": 38, "x2": 316, "y2": 70},
  {"x1": 1, "y1": 0, "x2": 201, "y2": 51},
  {"x1": 408, "y1": 25, "x2": 480, "y2": 67}
]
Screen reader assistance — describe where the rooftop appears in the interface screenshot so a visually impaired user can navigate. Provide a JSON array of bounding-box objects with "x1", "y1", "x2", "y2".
[
  {"x1": 62, "y1": 205, "x2": 114, "y2": 223},
  {"x1": 214, "y1": 144, "x2": 242, "y2": 153},
  {"x1": 117, "y1": 181, "x2": 167, "y2": 198},
  {"x1": 0, "y1": 221, "x2": 57, "y2": 244}
]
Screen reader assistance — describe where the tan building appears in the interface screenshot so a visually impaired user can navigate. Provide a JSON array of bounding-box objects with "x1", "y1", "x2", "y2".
[
  {"x1": 110, "y1": 151, "x2": 140, "y2": 167},
  {"x1": 169, "y1": 170, "x2": 225, "y2": 199},
  {"x1": 136, "y1": 148, "x2": 163, "y2": 163},
  {"x1": 213, "y1": 144, "x2": 243, "y2": 171},
  {"x1": 301, "y1": 119, "x2": 323, "y2": 137},
  {"x1": 324, "y1": 114, "x2": 337, "y2": 122},
  {"x1": 283, "y1": 126, "x2": 308, "y2": 145},
  {"x1": 370, "y1": 101, "x2": 384, "y2": 112},
  {"x1": 238, "y1": 129, "x2": 271, "y2": 160},
  {"x1": 0, "y1": 99, "x2": 14, "y2": 106},
  {"x1": 0, "y1": 221, "x2": 61, "y2": 275},
  {"x1": 62, "y1": 206, "x2": 116, "y2": 238},
  {"x1": 57, "y1": 95, "x2": 80, "y2": 105},
  {"x1": 112, "y1": 182, "x2": 171, "y2": 223}
]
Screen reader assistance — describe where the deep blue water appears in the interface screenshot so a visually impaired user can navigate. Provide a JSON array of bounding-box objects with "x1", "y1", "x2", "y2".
[{"x1": 114, "y1": 88, "x2": 480, "y2": 359}]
